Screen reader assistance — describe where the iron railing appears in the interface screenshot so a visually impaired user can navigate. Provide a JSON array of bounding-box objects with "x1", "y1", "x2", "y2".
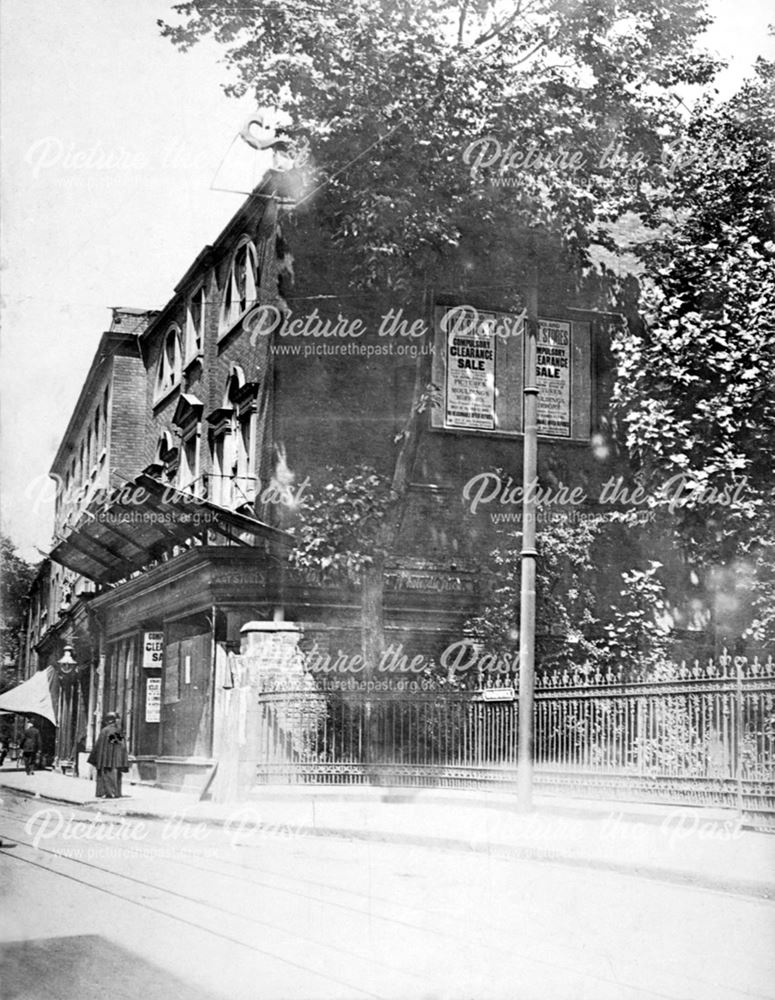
[
  {"x1": 532, "y1": 654, "x2": 775, "y2": 822},
  {"x1": 251, "y1": 652, "x2": 775, "y2": 826}
]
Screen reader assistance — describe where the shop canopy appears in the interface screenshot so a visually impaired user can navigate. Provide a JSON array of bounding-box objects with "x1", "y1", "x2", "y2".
[
  {"x1": 49, "y1": 473, "x2": 291, "y2": 585},
  {"x1": 0, "y1": 666, "x2": 58, "y2": 726}
]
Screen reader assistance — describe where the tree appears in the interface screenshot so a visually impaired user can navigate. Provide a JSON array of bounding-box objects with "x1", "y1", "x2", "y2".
[
  {"x1": 160, "y1": 0, "x2": 722, "y2": 670},
  {"x1": 464, "y1": 519, "x2": 673, "y2": 676},
  {"x1": 464, "y1": 516, "x2": 601, "y2": 673},
  {"x1": 287, "y1": 377, "x2": 437, "y2": 675},
  {"x1": 160, "y1": 0, "x2": 718, "y2": 287},
  {"x1": 612, "y1": 59, "x2": 775, "y2": 640},
  {"x1": 0, "y1": 535, "x2": 36, "y2": 691}
]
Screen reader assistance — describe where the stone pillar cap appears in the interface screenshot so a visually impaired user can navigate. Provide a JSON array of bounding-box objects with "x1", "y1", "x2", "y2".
[{"x1": 240, "y1": 620, "x2": 301, "y2": 633}]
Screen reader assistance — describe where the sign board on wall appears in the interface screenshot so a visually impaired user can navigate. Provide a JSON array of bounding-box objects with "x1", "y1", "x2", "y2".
[
  {"x1": 145, "y1": 677, "x2": 161, "y2": 723},
  {"x1": 142, "y1": 632, "x2": 163, "y2": 669},
  {"x1": 431, "y1": 305, "x2": 591, "y2": 440},
  {"x1": 444, "y1": 309, "x2": 497, "y2": 429},
  {"x1": 434, "y1": 305, "x2": 524, "y2": 433},
  {"x1": 535, "y1": 320, "x2": 571, "y2": 438}
]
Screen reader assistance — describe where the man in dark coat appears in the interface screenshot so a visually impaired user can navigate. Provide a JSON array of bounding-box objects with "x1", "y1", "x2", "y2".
[
  {"x1": 20, "y1": 722, "x2": 41, "y2": 775},
  {"x1": 88, "y1": 712, "x2": 129, "y2": 798}
]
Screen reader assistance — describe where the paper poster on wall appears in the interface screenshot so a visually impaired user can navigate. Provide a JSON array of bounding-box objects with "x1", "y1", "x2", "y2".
[
  {"x1": 142, "y1": 631, "x2": 163, "y2": 669},
  {"x1": 145, "y1": 677, "x2": 161, "y2": 723},
  {"x1": 535, "y1": 319, "x2": 571, "y2": 437},
  {"x1": 443, "y1": 307, "x2": 497, "y2": 430}
]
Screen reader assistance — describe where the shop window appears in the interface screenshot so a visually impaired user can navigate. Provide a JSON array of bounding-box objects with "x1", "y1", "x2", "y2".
[{"x1": 154, "y1": 325, "x2": 183, "y2": 402}]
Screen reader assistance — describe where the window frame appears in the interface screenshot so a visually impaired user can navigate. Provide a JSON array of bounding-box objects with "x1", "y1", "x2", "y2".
[
  {"x1": 207, "y1": 367, "x2": 259, "y2": 510},
  {"x1": 184, "y1": 284, "x2": 206, "y2": 367},
  {"x1": 218, "y1": 237, "x2": 259, "y2": 340},
  {"x1": 154, "y1": 324, "x2": 183, "y2": 404},
  {"x1": 177, "y1": 423, "x2": 202, "y2": 497}
]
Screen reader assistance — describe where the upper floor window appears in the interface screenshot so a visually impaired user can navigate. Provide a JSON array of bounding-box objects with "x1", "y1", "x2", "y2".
[
  {"x1": 206, "y1": 367, "x2": 258, "y2": 510},
  {"x1": 219, "y1": 238, "x2": 259, "y2": 338},
  {"x1": 185, "y1": 285, "x2": 206, "y2": 365},
  {"x1": 87, "y1": 421, "x2": 96, "y2": 475},
  {"x1": 154, "y1": 325, "x2": 183, "y2": 403},
  {"x1": 178, "y1": 428, "x2": 201, "y2": 496},
  {"x1": 172, "y1": 394, "x2": 204, "y2": 497},
  {"x1": 100, "y1": 386, "x2": 109, "y2": 448},
  {"x1": 151, "y1": 430, "x2": 179, "y2": 485}
]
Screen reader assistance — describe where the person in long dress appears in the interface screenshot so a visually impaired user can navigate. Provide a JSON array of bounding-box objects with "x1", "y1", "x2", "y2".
[{"x1": 88, "y1": 712, "x2": 129, "y2": 798}]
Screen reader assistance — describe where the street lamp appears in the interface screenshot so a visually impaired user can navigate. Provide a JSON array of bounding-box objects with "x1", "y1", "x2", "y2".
[
  {"x1": 56, "y1": 644, "x2": 78, "y2": 768},
  {"x1": 58, "y1": 645, "x2": 77, "y2": 675}
]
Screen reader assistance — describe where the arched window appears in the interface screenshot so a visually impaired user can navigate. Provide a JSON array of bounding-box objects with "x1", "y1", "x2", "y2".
[
  {"x1": 222, "y1": 365, "x2": 246, "y2": 405},
  {"x1": 208, "y1": 366, "x2": 258, "y2": 509},
  {"x1": 149, "y1": 430, "x2": 178, "y2": 484},
  {"x1": 172, "y1": 394, "x2": 204, "y2": 497},
  {"x1": 154, "y1": 325, "x2": 182, "y2": 401},
  {"x1": 154, "y1": 429, "x2": 177, "y2": 465},
  {"x1": 219, "y1": 238, "x2": 259, "y2": 337},
  {"x1": 185, "y1": 284, "x2": 206, "y2": 364}
]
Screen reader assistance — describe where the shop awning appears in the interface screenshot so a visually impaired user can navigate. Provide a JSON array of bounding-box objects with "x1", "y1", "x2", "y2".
[
  {"x1": 49, "y1": 473, "x2": 291, "y2": 585},
  {"x1": 0, "y1": 667, "x2": 58, "y2": 726}
]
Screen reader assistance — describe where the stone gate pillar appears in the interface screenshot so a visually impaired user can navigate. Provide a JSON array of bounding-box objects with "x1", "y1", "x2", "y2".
[
  {"x1": 211, "y1": 620, "x2": 308, "y2": 802},
  {"x1": 238, "y1": 620, "x2": 305, "y2": 789}
]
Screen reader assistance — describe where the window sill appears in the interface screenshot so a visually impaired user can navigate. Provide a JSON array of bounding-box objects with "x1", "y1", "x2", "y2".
[
  {"x1": 153, "y1": 382, "x2": 182, "y2": 410},
  {"x1": 183, "y1": 352, "x2": 203, "y2": 373},
  {"x1": 217, "y1": 304, "x2": 258, "y2": 348}
]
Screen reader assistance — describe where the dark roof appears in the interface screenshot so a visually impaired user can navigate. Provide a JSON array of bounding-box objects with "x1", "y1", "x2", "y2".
[{"x1": 49, "y1": 473, "x2": 290, "y2": 585}]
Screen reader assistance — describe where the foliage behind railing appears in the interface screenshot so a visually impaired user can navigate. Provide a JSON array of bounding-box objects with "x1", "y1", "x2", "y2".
[{"x1": 253, "y1": 651, "x2": 775, "y2": 822}]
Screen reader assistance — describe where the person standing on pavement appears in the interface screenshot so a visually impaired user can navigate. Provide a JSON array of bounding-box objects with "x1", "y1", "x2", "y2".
[
  {"x1": 88, "y1": 712, "x2": 129, "y2": 798},
  {"x1": 0, "y1": 736, "x2": 10, "y2": 766},
  {"x1": 20, "y1": 722, "x2": 41, "y2": 775}
]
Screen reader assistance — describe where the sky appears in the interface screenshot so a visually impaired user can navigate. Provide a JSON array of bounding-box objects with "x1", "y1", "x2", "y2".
[{"x1": 1, "y1": 0, "x2": 773, "y2": 562}]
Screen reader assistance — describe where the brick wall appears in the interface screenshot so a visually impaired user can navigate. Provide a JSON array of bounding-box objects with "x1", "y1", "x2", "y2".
[{"x1": 110, "y1": 352, "x2": 147, "y2": 486}]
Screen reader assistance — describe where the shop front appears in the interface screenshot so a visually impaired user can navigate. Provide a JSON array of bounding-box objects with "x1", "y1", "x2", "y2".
[{"x1": 91, "y1": 545, "x2": 286, "y2": 789}]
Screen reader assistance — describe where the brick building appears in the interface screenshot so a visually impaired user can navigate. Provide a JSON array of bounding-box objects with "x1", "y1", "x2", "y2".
[
  {"x1": 20, "y1": 313, "x2": 150, "y2": 764},
  {"x1": 22, "y1": 167, "x2": 675, "y2": 788}
]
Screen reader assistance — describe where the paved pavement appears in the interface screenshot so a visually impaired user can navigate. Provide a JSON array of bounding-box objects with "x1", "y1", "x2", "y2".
[{"x1": 2, "y1": 763, "x2": 773, "y2": 898}]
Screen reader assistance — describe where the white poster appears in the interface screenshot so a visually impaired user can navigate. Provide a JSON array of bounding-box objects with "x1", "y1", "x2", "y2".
[
  {"x1": 444, "y1": 309, "x2": 496, "y2": 429},
  {"x1": 145, "y1": 676, "x2": 161, "y2": 723},
  {"x1": 142, "y1": 631, "x2": 164, "y2": 669},
  {"x1": 536, "y1": 319, "x2": 571, "y2": 437}
]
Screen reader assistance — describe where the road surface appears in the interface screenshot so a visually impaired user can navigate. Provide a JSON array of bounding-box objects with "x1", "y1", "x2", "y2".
[{"x1": 1, "y1": 789, "x2": 773, "y2": 999}]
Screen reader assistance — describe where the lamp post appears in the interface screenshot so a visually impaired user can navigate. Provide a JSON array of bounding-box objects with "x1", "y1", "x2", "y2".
[
  {"x1": 57, "y1": 644, "x2": 77, "y2": 766},
  {"x1": 516, "y1": 251, "x2": 539, "y2": 811}
]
